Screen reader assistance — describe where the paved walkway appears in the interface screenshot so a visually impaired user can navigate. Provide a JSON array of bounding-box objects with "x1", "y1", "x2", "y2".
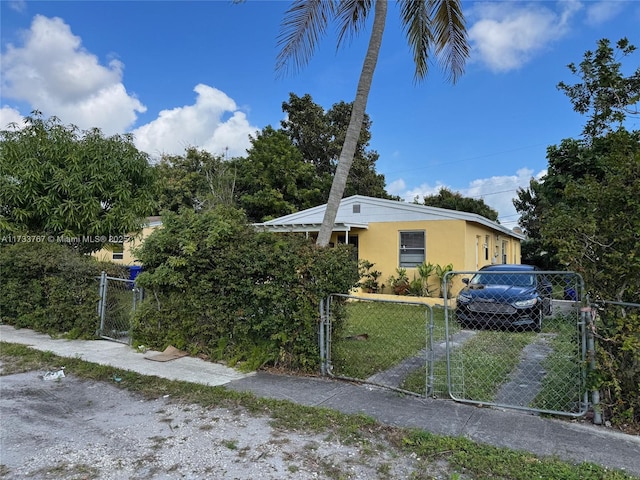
[{"x1": 1, "y1": 325, "x2": 639, "y2": 477}]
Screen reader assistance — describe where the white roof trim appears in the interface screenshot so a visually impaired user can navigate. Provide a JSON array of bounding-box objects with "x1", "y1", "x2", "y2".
[
  {"x1": 254, "y1": 222, "x2": 368, "y2": 233},
  {"x1": 257, "y1": 195, "x2": 525, "y2": 240}
]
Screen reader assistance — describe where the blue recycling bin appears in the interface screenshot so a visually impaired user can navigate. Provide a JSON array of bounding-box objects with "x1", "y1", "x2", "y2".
[{"x1": 128, "y1": 265, "x2": 142, "y2": 282}]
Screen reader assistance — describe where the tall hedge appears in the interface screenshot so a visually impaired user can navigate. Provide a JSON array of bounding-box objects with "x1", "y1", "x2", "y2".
[
  {"x1": 0, "y1": 242, "x2": 127, "y2": 337},
  {"x1": 132, "y1": 207, "x2": 359, "y2": 371}
]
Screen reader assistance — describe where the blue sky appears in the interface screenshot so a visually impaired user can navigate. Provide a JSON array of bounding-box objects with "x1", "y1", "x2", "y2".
[{"x1": 2, "y1": 1, "x2": 639, "y2": 228}]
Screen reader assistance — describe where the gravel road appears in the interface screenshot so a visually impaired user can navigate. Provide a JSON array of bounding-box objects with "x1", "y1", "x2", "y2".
[{"x1": 0, "y1": 369, "x2": 434, "y2": 480}]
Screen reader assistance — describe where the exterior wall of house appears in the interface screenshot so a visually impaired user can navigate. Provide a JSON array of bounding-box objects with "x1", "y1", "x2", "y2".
[
  {"x1": 463, "y1": 223, "x2": 521, "y2": 271},
  {"x1": 93, "y1": 222, "x2": 161, "y2": 266},
  {"x1": 331, "y1": 218, "x2": 522, "y2": 297}
]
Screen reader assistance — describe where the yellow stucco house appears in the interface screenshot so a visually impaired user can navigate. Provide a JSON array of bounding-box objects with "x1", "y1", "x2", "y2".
[
  {"x1": 255, "y1": 195, "x2": 524, "y2": 297},
  {"x1": 93, "y1": 216, "x2": 163, "y2": 266},
  {"x1": 94, "y1": 196, "x2": 524, "y2": 297}
]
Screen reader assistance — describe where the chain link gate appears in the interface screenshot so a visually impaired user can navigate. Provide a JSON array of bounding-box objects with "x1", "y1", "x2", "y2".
[
  {"x1": 97, "y1": 271, "x2": 141, "y2": 345},
  {"x1": 320, "y1": 294, "x2": 436, "y2": 397},
  {"x1": 443, "y1": 269, "x2": 588, "y2": 417}
]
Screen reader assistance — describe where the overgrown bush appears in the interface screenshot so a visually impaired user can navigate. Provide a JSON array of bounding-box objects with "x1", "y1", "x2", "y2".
[
  {"x1": 594, "y1": 304, "x2": 640, "y2": 427},
  {"x1": 132, "y1": 207, "x2": 359, "y2": 371},
  {"x1": 0, "y1": 242, "x2": 127, "y2": 337}
]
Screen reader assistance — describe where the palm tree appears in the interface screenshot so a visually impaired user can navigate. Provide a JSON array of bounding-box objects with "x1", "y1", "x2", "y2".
[{"x1": 277, "y1": 0, "x2": 469, "y2": 246}]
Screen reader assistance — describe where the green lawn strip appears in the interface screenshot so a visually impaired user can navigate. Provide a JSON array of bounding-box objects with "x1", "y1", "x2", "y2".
[
  {"x1": 532, "y1": 316, "x2": 585, "y2": 412},
  {"x1": 0, "y1": 342, "x2": 635, "y2": 480},
  {"x1": 400, "y1": 429, "x2": 632, "y2": 480},
  {"x1": 456, "y1": 330, "x2": 537, "y2": 402},
  {"x1": 331, "y1": 301, "x2": 434, "y2": 379},
  {"x1": 402, "y1": 330, "x2": 537, "y2": 401}
]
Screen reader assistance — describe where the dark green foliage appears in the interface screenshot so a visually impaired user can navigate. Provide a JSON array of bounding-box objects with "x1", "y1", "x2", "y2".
[
  {"x1": 0, "y1": 113, "x2": 157, "y2": 253},
  {"x1": 557, "y1": 38, "x2": 639, "y2": 140},
  {"x1": 154, "y1": 147, "x2": 235, "y2": 214},
  {"x1": 0, "y1": 242, "x2": 127, "y2": 337},
  {"x1": 132, "y1": 207, "x2": 359, "y2": 371},
  {"x1": 419, "y1": 187, "x2": 499, "y2": 221},
  {"x1": 280, "y1": 93, "x2": 393, "y2": 201},
  {"x1": 595, "y1": 305, "x2": 640, "y2": 425},
  {"x1": 232, "y1": 126, "x2": 324, "y2": 222},
  {"x1": 515, "y1": 38, "x2": 640, "y2": 426}
]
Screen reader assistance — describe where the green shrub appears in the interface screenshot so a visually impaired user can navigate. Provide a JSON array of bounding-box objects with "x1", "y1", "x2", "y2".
[
  {"x1": 132, "y1": 207, "x2": 359, "y2": 371},
  {"x1": 0, "y1": 242, "x2": 127, "y2": 337},
  {"x1": 595, "y1": 305, "x2": 640, "y2": 425}
]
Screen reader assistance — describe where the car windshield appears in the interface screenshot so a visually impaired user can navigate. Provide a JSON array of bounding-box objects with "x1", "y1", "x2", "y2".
[{"x1": 470, "y1": 272, "x2": 535, "y2": 287}]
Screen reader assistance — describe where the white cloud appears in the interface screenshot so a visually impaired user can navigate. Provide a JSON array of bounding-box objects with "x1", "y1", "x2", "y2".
[
  {"x1": 1, "y1": 15, "x2": 145, "y2": 134},
  {"x1": 1, "y1": 16, "x2": 259, "y2": 158},
  {"x1": 585, "y1": 1, "x2": 624, "y2": 25},
  {"x1": 131, "y1": 84, "x2": 259, "y2": 159},
  {"x1": 386, "y1": 178, "x2": 406, "y2": 196},
  {"x1": 468, "y1": 1, "x2": 582, "y2": 72},
  {"x1": 0, "y1": 106, "x2": 24, "y2": 130},
  {"x1": 403, "y1": 181, "x2": 448, "y2": 203},
  {"x1": 8, "y1": 1, "x2": 26, "y2": 13},
  {"x1": 393, "y1": 167, "x2": 546, "y2": 227}
]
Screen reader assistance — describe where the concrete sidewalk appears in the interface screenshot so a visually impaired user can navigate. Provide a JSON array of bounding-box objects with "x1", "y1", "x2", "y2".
[{"x1": 1, "y1": 325, "x2": 638, "y2": 476}]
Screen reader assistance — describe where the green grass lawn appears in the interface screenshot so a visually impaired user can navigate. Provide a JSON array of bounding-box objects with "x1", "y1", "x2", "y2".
[
  {"x1": 332, "y1": 300, "x2": 586, "y2": 415},
  {"x1": 330, "y1": 300, "x2": 441, "y2": 379},
  {"x1": 531, "y1": 315, "x2": 585, "y2": 413}
]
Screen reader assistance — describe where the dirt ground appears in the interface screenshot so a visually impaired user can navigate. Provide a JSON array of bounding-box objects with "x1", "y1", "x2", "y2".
[{"x1": 0, "y1": 368, "x2": 439, "y2": 480}]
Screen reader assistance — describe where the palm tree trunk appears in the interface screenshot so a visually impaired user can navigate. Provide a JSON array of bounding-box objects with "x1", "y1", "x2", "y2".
[{"x1": 316, "y1": 0, "x2": 387, "y2": 247}]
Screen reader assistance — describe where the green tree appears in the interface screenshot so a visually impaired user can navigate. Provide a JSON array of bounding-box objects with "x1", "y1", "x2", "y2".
[
  {"x1": 0, "y1": 113, "x2": 156, "y2": 253},
  {"x1": 514, "y1": 37, "x2": 640, "y2": 268},
  {"x1": 281, "y1": 92, "x2": 390, "y2": 200},
  {"x1": 155, "y1": 147, "x2": 235, "y2": 214},
  {"x1": 277, "y1": 0, "x2": 468, "y2": 246},
  {"x1": 513, "y1": 178, "x2": 558, "y2": 269},
  {"x1": 541, "y1": 129, "x2": 640, "y2": 425},
  {"x1": 232, "y1": 126, "x2": 323, "y2": 222},
  {"x1": 514, "y1": 38, "x2": 640, "y2": 425},
  {"x1": 419, "y1": 187, "x2": 499, "y2": 221},
  {"x1": 542, "y1": 129, "x2": 640, "y2": 301},
  {"x1": 557, "y1": 37, "x2": 639, "y2": 140}
]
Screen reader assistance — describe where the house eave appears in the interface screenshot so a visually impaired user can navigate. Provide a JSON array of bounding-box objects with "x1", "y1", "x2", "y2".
[{"x1": 253, "y1": 222, "x2": 368, "y2": 233}]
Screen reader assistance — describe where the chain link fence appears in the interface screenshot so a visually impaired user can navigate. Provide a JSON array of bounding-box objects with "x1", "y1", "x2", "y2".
[
  {"x1": 321, "y1": 294, "x2": 435, "y2": 396},
  {"x1": 322, "y1": 270, "x2": 591, "y2": 418},
  {"x1": 442, "y1": 269, "x2": 588, "y2": 416},
  {"x1": 97, "y1": 271, "x2": 141, "y2": 345}
]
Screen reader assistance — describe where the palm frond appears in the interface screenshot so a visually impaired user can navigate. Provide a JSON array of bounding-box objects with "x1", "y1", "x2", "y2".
[
  {"x1": 399, "y1": 0, "x2": 431, "y2": 82},
  {"x1": 335, "y1": 0, "x2": 373, "y2": 50},
  {"x1": 276, "y1": 0, "x2": 337, "y2": 76},
  {"x1": 428, "y1": 0, "x2": 469, "y2": 83}
]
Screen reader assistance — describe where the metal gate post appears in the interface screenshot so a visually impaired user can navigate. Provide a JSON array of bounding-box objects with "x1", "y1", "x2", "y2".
[
  {"x1": 426, "y1": 308, "x2": 435, "y2": 397},
  {"x1": 97, "y1": 271, "x2": 107, "y2": 334},
  {"x1": 585, "y1": 307, "x2": 602, "y2": 425},
  {"x1": 319, "y1": 298, "x2": 326, "y2": 376}
]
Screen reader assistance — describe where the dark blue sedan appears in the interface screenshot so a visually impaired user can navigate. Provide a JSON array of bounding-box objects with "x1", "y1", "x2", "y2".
[{"x1": 455, "y1": 264, "x2": 552, "y2": 332}]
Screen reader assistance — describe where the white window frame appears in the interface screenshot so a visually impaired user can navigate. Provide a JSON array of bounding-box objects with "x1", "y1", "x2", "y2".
[
  {"x1": 399, "y1": 230, "x2": 425, "y2": 267},
  {"x1": 112, "y1": 243, "x2": 124, "y2": 261}
]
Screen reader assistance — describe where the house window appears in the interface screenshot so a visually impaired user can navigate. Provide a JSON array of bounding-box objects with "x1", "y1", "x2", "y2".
[
  {"x1": 484, "y1": 235, "x2": 490, "y2": 261},
  {"x1": 352, "y1": 204, "x2": 361, "y2": 213},
  {"x1": 112, "y1": 243, "x2": 124, "y2": 261},
  {"x1": 399, "y1": 231, "x2": 425, "y2": 267}
]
